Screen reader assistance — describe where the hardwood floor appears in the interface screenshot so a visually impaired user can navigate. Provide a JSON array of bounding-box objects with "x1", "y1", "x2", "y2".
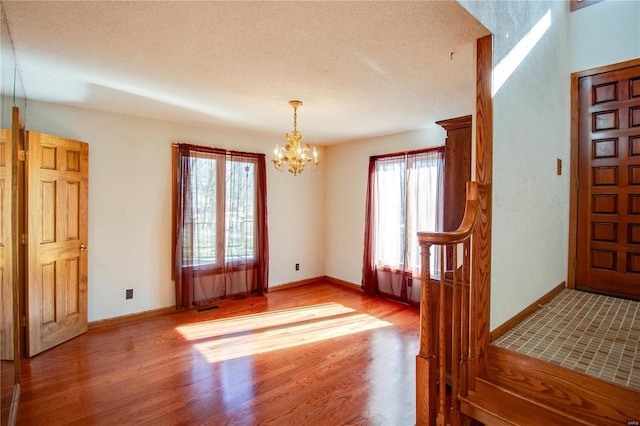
[{"x1": 17, "y1": 282, "x2": 420, "y2": 425}]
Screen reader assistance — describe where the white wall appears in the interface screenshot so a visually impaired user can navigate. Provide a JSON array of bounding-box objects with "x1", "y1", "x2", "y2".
[
  {"x1": 323, "y1": 126, "x2": 446, "y2": 285},
  {"x1": 24, "y1": 100, "x2": 325, "y2": 321},
  {"x1": 569, "y1": 0, "x2": 640, "y2": 72},
  {"x1": 459, "y1": 1, "x2": 572, "y2": 330}
]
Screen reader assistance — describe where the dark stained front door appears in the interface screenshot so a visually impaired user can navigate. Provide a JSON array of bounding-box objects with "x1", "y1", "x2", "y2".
[{"x1": 576, "y1": 64, "x2": 640, "y2": 299}]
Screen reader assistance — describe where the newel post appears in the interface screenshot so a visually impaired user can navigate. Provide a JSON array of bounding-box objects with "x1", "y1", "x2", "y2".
[{"x1": 416, "y1": 242, "x2": 436, "y2": 426}]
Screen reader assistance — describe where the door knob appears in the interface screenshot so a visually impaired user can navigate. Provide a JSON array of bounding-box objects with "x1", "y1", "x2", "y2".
[{"x1": 80, "y1": 244, "x2": 90, "y2": 251}]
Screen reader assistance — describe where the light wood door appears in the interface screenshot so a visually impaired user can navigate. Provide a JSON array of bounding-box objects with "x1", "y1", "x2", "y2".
[
  {"x1": 0, "y1": 129, "x2": 13, "y2": 360},
  {"x1": 576, "y1": 64, "x2": 640, "y2": 299},
  {"x1": 27, "y1": 131, "x2": 88, "y2": 356}
]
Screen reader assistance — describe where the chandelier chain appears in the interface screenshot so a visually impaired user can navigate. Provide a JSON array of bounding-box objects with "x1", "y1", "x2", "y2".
[{"x1": 293, "y1": 105, "x2": 298, "y2": 132}]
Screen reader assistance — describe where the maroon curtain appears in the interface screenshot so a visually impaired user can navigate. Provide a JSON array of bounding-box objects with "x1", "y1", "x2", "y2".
[
  {"x1": 173, "y1": 144, "x2": 268, "y2": 310},
  {"x1": 362, "y1": 159, "x2": 377, "y2": 296},
  {"x1": 254, "y1": 152, "x2": 269, "y2": 296}
]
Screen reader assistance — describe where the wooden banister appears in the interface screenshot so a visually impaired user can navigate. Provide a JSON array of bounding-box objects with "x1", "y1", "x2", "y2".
[
  {"x1": 416, "y1": 181, "x2": 481, "y2": 426},
  {"x1": 417, "y1": 181, "x2": 479, "y2": 245}
]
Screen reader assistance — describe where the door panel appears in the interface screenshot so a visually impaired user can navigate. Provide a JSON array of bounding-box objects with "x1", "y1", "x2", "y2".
[
  {"x1": 0, "y1": 130, "x2": 12, "y2": 360},
  {"x1": 576, "y1": 64, "x2": 640, "y2": 299},
  {"x1": 27, "y1": 131, "x2": 88, "y2": 356}
]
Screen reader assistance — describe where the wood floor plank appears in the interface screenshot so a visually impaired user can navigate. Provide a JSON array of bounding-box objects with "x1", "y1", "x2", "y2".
[{"x1": 17, "y1": 282, "x2": 419, "y2": 425}]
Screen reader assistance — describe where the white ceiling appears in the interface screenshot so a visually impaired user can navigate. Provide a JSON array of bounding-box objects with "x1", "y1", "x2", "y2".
[{"x1": 3, "y1": 1, "x2": 489, "y2": 145}]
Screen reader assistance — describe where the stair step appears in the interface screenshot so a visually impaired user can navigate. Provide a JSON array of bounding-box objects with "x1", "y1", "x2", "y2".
[{"x1": 460, "y1": 379, "x2": 588, "y2": 426}]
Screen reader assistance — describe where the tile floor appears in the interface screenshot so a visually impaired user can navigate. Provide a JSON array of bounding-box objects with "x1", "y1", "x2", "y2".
[{"x1": 493, "y1": 289, "x2": 640, "y2": 390}]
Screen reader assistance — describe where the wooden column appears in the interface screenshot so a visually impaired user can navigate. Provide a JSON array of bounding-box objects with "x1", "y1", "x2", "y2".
[
  {"x1": 437, "y1": 115, "x2": 472, "y2": 234},
  {"x1": 437, "y1": 115, "x2": 472, "y2": 274},
  {"x1": 473, "y1": 34, "x2": 493, "y2": 380}
]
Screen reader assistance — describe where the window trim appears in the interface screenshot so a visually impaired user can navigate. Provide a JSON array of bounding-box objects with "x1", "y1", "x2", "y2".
[{"x1": 570, "y1": 0, "x2": 603, "y2": 12}]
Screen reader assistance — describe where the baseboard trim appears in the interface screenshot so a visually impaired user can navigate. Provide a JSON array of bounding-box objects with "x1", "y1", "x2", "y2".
[
  {"x1": 90, "y1": 277, "x2": 362, "y2": 328},
  {"x1": 268, "y1": 276, "x2": 363, "y2": 293},
  {"x1": 490, "y1": 281, "x2": 566, "y2": 342},
  {"x1": 88, "y1": 306, "x2": 176, "y2": 330},
  {"x1": 9, "y1": 383, "x2": 19, "y2": 426},
  {"x1": 323, "y1": 275, "x2": 363, "y2": 292},
  {"x1": 268, "y1": 276, "x2": 326, "y2": 292}
]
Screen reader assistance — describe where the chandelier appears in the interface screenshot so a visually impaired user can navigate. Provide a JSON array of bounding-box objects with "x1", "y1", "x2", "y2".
[{"x1": 272, "y1": 100, "x2": 318, "y2": 176}]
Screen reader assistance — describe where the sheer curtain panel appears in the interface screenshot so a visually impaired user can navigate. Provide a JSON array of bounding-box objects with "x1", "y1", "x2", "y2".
[
  {"x1": 362, "y1": 147, "x2": 444, "y2": 304},
  {"x1": 172, "y1": 144, "x2": 268, "y2": 310}
]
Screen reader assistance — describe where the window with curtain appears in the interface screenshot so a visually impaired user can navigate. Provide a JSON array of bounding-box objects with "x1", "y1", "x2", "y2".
[
  {"x1": 172, "y1": 144, "x2": 268, "y2": 310},
  {"x1": 362, "y1": 147, "x2": 444, "y2": 304}
]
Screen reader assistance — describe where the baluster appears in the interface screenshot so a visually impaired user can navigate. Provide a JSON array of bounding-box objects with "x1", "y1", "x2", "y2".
[
  {"x1": 468, "y1": 240, "x2": 477, "y2": 392},
  {"x1": 416, "y1": 242, "x2": 436, "y2": 426},
  {"x1": 437, "y1": 245, "x2": 446, "y2": 426},
  {"x1": 460, "y1": 239, "x2": 470, "y2": 399},
  {"x1": 450, "y1": 243, "x2": 461, "y2": 425}
]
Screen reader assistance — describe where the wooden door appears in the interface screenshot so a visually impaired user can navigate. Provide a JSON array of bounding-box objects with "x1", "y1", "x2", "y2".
[
  {"x1": 576, "y1": 64, "x2": 640, "y2": 299},
  {"x1": 26, "y1": 132, "x2": 88, "y2": 356}
]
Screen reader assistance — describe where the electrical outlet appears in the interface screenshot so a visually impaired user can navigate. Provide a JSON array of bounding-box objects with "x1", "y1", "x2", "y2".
[
  {"x1": 126, "y1": 289, "x2": 133, "y2": 300},
  {"x1": 295, "y1": 263, "x2": 300, "y2": 271}
]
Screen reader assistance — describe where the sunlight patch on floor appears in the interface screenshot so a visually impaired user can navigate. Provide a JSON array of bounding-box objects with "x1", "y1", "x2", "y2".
[{"x1": 176, "y1": 303, "x2": 392, "y2": 363}]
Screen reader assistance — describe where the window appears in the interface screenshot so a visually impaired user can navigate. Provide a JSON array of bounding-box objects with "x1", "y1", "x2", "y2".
[
  {"x1": 172, "y1": 144, "x2": 268, "y2": 309},
  {"x1": 183, "y1": 153, "x2": 256, "y2": 267},
  {"x1": 362, "y1": 147, "x2": 444, "y2": 303}
]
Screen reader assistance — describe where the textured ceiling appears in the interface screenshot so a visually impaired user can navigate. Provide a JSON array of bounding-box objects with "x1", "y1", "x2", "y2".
[{"x1": 3, "y1": 1, "x2": 489, "y2": 145}]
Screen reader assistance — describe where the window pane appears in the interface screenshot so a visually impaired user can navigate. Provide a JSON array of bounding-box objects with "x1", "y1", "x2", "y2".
[
  {"x1": 186, "y1": 155, "x2": 217, "y2": 266},
  {"x1": 375, "y1": 158, "x2": 406, "y2": 268},
  {"x1": 225, "y1": 160, "x2": 255, "y2": 263},
  {"x1": 407, "y1": 154, "x2": 441, "y2": 270}
]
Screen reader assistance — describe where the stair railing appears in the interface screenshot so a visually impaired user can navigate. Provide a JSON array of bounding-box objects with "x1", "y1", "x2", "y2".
[{"x1": 416, "y1": 181, "x2": 481, "y2": 426}]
